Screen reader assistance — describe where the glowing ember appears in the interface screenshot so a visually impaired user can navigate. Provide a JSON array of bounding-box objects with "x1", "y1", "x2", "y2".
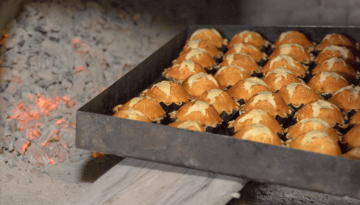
[
  {"x1": 92, "y1": 152, "x2": 105, "y2": 158},
  {"x1": 73, "y1": 38, "x2": 80, "y2": 44},
  {"x1": 75, "y1": 65, "x2": 84, "y2": 72},
  {"x1": 50, "y1": 159, "x2": 56, "y2": 164},
  {"x1": 22, "y1": 142, "x2": 31, "y2": 153},
  {"x1": 56, "y1": 119, "x2": 66, "y2": 125}
]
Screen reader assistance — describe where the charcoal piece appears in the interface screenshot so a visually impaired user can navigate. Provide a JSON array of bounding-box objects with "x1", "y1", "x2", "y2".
[
  {"x1": 220, "y1": 109, "x2": 238, "y2": 124},
  {"x1": 251, "y1": 71, "x2": 263, "y2": 78},
  {"x1": 24, "y1": 144, "x2": 50, "y2": 165},
  {"x1": 320, "y1": 93, "x2": 333, "y2": 100},
  {"x1": 257, "y1": 59, "x2": 268, "y2": 67},
  {"x1": 14, "y1": 138, "x2": 30, "y2": 154},
  {"x1": 1, "y1": 135, "x2": 15, "y2": 150},
  {"x1": 300, "y1": 71, "x2": 313, "y2": 84},
  {"x1": 159, "y1": 102, "x2": 186, "y2": 114}
]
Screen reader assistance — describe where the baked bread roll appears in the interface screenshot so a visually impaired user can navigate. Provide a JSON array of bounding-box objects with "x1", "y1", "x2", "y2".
[
  {"x1": 113, "y1": 108, "x2": 152, "y2": 123},
  {"x1": 163, "y1": 60, "x2": 206, "y2": 83},
  {"x1": 274, "y1": 31, "x2": 314, "y2": 51},
  {"x1": 312, "y1": 57, "x2": 356, "y2": 81},
  {"x1": 262, "y1": 68, "x2": 302, "y2": 92},
  {"x1": 316, "y1": 33, "x2": 357, "y2": 51},
  {"x1": 307, "y1": 72, "x2": 349, "y2": 95},
  {"x1": 329, "y1": 85, "x2": 360, "y2": 112},
  {"x1": 342, "y1": 124, "x2": 360, "y2": 149},
  {"x1": 175, "y1": 48, "x2": 217, "y2": 69},
  {"x1": 183, "y1": 39, "x2": 222, "y2": 58},
  {"x1": 233, "y1": 123, "x2": 282, "y2": 146},
  {"x1": 227, "y1": 77, "x2": 269, "y2": 103},
  {"x1": 278, "y1": 83, "x2": 321, "y2": 108},
  {"x1": 196, "y1": 89, "x2": 239, "y2": 115},
  {"x1": 189, "y1": 28, "x2": 226, "y2": 48},
  {"x1": 350, "y1": 111, "x2": 360, "y2": 126},
  {"x1": 243, "y1": 91, "x2": 291, "y2": 118},
  {"x1": 269, "y1": 43, "x2": 311, "y2": 63},
  {"x1": 182, "y1": 73, "x2": 223, "y2": 98},
  {"x1": 287, "y1": 130, "x2": 341, "y2": 156},
  {"x1": 285, "y1": 118, "x2": 340, "y2": 141},
  {"x1": 170, "y1": 100, "x2": 222, "y2": 128},
  {"x1": 221, "y1": 53, "x2": 259, "y2": 74},
  {"x1": 262, "y1": 55, "x2": 307, "y2": 78},
  {"x1": 224, "y1": 43, "x2": 267, "y2": 62},
  {"x1": 228, "y1": 109, "x2": 283, "y2": 134},
  {"x1": 315, "y1": 45, "x2": 356, "y2": 64},
  {"x1": 214, "y1": 65, "x2": 251, "y2": 88},
  {"x1": 343, "y1": 147, "x2": 360, "y2": 160},
  {"x1": 228, "y1": 30, "x2": 267, "y2": 48}
]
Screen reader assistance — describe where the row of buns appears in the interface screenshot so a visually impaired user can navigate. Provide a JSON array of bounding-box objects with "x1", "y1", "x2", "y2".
[{"x1": 112, "y1": 28, "x2": 360, "y2": 160}]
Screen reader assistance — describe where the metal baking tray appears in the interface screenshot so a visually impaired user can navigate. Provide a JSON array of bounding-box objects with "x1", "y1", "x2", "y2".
[{"x1": 76, "y1": 25, "x2": 360, "y2": 200}]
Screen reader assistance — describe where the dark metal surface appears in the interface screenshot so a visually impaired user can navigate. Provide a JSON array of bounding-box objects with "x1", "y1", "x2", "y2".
[{"x1": 76, "y1": 26, "x2": 360, "y2": 200}]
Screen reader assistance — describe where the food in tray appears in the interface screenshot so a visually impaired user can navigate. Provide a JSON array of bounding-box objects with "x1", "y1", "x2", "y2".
[
  {"x1": 243, "y1": 91, "x2": 292, "y2": 118},
  {"x1": 293, "y1": 100, "x2": 345, "y2": 127},
  {"x1": 342, "y1": 124, "x2": 360, "y2": 149},
  {"x1": 221, "y1": 53, "x2": 260, "y2": 74},
  {"x1": 214, "y1": 65, "x2": 251, "y2": 88},
  {"x1": 269, "y1": 43, "x2": 311, "y2": 64},
  {"x1": 233, "y1": 123, "x2": 282, "y2": 146},
  {"x1": 329, "y1": 85, "x2": 360, "y2": 112},
  {"x1": 163, "y1": 60, "x2": 206, "y2": 84},
  {"x1": 141, "y1": 81, "x2": 192, "y2": 106},
  {"x1": 228, "y1": 30, "x2": 267, "y2": 49},
  {"x1": 183, "y1": 39, "x2": 222, "y2": 58},
  {"x1": 226, "y1": 77, "x2": 269, "y2": 103},
  {"x1": 113, "y1": 108, "x2": 152, "y2": 123},
  {"x1": 312, "y1": 57, "x2": 357, "y2": 81},
  {"x1": 307, "y1": 72, "x2": 349, "y2": 95},
  {"x1": 195, "y1": 89, "x2": 239, "y2": 115},
  {"x1": 274, "y1": 31, "x2": 315, "y2": 51},
  {"x1": 350, "y1": 111, "x2": 360, "y2": 126},
  {"x1": 262, "y1": 54, "x2": 307, "y2": 78},
  {"x1": 315, "y1": 45, "x2": 356, "y2": 64},
  {"x1": 168, "y1": 120, "x2": 205, "y2": 132},
  {"x1": 262, "y1": 68, "x2": 303, "y2": 92},
  {"x1": 224, "y1": 42, "x2": 267, "y2": 62},
  {"x1": 285, "y1": 118, "x2": 340, "y2": 141},
  {"x1": 189, "y1": 28, "x2": 227, "y2": 48},
  {"x1": 175, "y1": 48, "x2": 217, "y2": 69},
  {"x1": 113, "y1": 96, "x2": 166, "y2": 123},
  {"x1": 286, "y1": 130, "x2": 341, "y2": 156},
  {"x1": 228, "y1": 109, "x2": 283, "y2": 134},
  {"x1": 169, "y1": 100, "x2": 222, "y2": 128},
  {"x1": 278, "y1": 83, "x2": 321, "y2": 109},
  {"x1": 182, "y1": 72, "x2": 223, "y2": 98},
  {"x1": 316, "y1": 33, "x2": 357, "y2": 51},
  {"x1": 343, "y1": 147, "x2": 360, "y2": 160}
]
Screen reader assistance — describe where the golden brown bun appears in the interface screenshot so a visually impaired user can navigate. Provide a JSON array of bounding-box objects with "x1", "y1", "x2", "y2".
[
  {"x1": 233, "y1": 123, "x2": 282, "y2": 146},
  {"x1": 312, "y1": 57, "x2": 356, "y2": 81},
  {"x1": 328, "y1": 85, "x2": 360, "y2": 112},
  {"x1": 316, "y1": 34, "x2": 357, "y2": 51},
  {"x1": 225, "y1": 43, "x2": 267, "y2": 62},
  {"x1": 262, "y1": 68, "x2": 302, "y2": 92},
  {"x1": 287, "y1": 130, "x2": 341, "y2": 156},
  {"x1": 183, "y1": 39, "x2": 222, "y2": 58},
  {"x1": 163, "y1": 60, "x2": 206, "y2": 84},
  {"x1": 168, "y1": 120, "x2": 205, "y2": 132},
  {"x1": 175, "y1": 48, "x2": 216, "y2": 69},
  {"x1": 226, "y1": 77, "x2": 269, "y2": 102},
  {"x1": 278, "y1": 83, "x2": 321, "y2": 107},
  {"x1": 262, "y1": 55, "x2": 307, "y2": 78},
  {"x1": 294, "y1": 100, "x2": 344, "y2": 127},
  {"x1": 274, "y1": 31, "x2": 314, "y2": 51},
  {"x1": 196, "y1": 89, "x2": 239, "y2": 114},
  {"x1": 117, "y1": 97, "x2": 166, "y2": 123},
  {"x1": 343, "y1": 147, "x2": 360, "y2": 160},
  {"x1": 243, "y1": 91, "x2": 291, "y2": 118},
  {"x1": 228, "y1": 31, "x2": 266, "y2": 49},
  {"x1": 315, "y1": 45, "x2": 356, "y2": 64},
  {"x1": 228, "y1": 109, "x2": 283, "y2": 134},
  {"x1": 221, "y1": 53, "x2": 259, "y2": 74},
  {"x1": 171, "y1": 100, "x2": 222, "y2": 127},
  {"x1": 182, "y1": 73, "x2": 223, "y2": 98},
  {"x1": 142, "y1": 81, "x2": 192, "y2": 105},
  {"x1": 189, "y1": 28, "x2": 226, "y2": 48},
  {"x1": 113, "y1": 108, "x2": 152, "y2": 123},
  {"x1": 269, "y1": 44, "x2": 311, "y2": 63},
  {"x1": 307, "y1": 72, "x2": 349, "y2": 95},
  {"x1": 343, "y1": 124, "x2": 360, "y2": 149},
  {"x1": 214, "y1": 66, "x2": 252, "y2": 88},
  {"x1": 285, "y1": 118, "x2": 340, "y2": 141},
  {"x1": 350, "y1": 111, "x2": 360, "y2": 126}
]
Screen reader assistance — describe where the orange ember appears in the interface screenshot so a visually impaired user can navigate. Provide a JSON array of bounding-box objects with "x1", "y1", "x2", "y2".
[
  {"x1": 50, "y1": 159, "x2": 56, "y2": 164},
  {"x1": 92, "y1": 152, "x2": 105, "y2": 158},
  {"x1": 56, "y1": 119, "x2": 66, "y2": 125},
  {"x1": 22, "y1": 142, "x2": 31, "y2": 153},
  {"x1": 73, "y1": 38, "x2": 80, "y2": 44}
]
